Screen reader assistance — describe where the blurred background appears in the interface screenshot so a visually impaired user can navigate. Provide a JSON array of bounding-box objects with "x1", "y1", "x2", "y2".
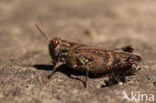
[
  {"x1": 1, "y1": 0, "x2": 156, "y2": 64},
  {"x1": 0, "y1": 0, "x2": 156, "y2": 103}
]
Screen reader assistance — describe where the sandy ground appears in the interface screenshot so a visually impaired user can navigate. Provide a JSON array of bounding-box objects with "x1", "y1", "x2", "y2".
[{"x1": 0, "y1": 0, "x2": 156, "y2": 103}]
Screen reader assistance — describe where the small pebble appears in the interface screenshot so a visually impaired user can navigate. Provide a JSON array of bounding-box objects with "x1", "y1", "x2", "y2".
[
  {"x1": 119, "y1": 82, "x2": 123, "y2": 85},
  {"x1": 153, "y1": 81, "x2": 156, "y2": 87}
]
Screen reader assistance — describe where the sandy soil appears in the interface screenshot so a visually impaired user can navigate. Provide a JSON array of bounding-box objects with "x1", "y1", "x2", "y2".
[{"x1": 0, "y1": 0, "x2": 156, "y2": 103}]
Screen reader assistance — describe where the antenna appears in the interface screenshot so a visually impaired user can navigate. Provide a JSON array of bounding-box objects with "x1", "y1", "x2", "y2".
[{"x1": 35, "y1": 16, "x2": 50, "y2": 42}]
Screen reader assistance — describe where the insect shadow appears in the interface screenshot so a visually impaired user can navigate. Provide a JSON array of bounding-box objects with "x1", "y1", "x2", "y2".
[
  {"x1": 33, "y1": 64, "x2": 92, "y2": 85},
  {"x1": 32, "y1": 64, "x2": 134, "y2": 87},
  {"x1": 33, "y1": 64, "x2": 103, "y2": 83}
]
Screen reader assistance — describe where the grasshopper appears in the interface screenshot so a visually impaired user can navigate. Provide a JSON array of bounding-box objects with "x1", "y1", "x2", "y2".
[{"x1": 35, "y1": 25, "x2": 141, "y2": 88}]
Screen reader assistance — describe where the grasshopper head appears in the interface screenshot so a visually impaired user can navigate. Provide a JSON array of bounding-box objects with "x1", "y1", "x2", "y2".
[
  {"x1": 35, "y1": 25, "x2": 66, "y2": 61},
  {"x1": 49, "y1": 37, "x2": 62, "y2": 59}
]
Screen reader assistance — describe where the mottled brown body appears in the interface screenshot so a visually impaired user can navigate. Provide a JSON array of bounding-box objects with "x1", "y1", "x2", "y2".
[
  {"x1": 35, "y1": 25, "x2": 141, "y2": 88},
  {"x1": 48, "y1": 37, "x2": 141, "y2": 87}
]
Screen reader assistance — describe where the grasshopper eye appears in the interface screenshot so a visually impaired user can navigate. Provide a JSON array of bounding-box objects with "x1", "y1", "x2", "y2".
[{"x1": 53, "y1": 39, "x2": 59, "y2": 48}]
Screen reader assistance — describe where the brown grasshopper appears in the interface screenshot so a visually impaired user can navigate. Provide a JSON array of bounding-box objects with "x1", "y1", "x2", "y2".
[{"x1": 35, "y1": 25, "x2": 141, "y2": 88}]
